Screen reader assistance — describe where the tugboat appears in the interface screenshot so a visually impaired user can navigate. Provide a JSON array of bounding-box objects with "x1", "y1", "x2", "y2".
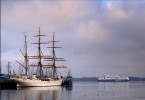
[{"x1": 62, "y1": 69, "x2": 73, "y2": 85}]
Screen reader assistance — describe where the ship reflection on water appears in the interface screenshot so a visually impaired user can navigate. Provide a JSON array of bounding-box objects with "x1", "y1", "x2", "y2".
[
  {"x1": 1, "y1": 82, "x2": 145, "y2": 100},
  {"x1": 1, "y1": 86, "x2": 73, "y2": 100},
  {"x1": 15, "y1": 86, "x2": 73, "y2": 100}
]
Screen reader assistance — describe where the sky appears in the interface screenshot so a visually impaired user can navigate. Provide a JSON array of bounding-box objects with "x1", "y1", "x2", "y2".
[{"x1": 1, "y1": 0, "x2": 145, "y2": 77}]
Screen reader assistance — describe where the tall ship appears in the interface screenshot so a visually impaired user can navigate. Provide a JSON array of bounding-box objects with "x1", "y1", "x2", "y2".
[
  {"x1": 11, "y1": 27, "x2": 66, "y2": 86},
  {"x1": 98, "y1": 75, "x2": 129, "y2": 82}
]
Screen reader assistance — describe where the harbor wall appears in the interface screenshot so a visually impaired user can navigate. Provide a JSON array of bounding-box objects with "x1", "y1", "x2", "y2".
[{"x1": 0, "y1": 80, "x2": 17, "y2": 89}]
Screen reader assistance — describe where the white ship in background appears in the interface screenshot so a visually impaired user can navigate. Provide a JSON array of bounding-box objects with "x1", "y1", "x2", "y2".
[
  {"x1": 11, "y1": 27, "x2": 66, "y2": 86},
  {"x1": 98, "y1": 75, "x2": 129, "y2": 82}
]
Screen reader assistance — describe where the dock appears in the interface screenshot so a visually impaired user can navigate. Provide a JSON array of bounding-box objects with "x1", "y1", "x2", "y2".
[
  {"x1": 0, "y1": 74, "x2": 17, "y2": 89},
  {"x1": 0, "y1": 80, "x2": 17, "y2": 89}
]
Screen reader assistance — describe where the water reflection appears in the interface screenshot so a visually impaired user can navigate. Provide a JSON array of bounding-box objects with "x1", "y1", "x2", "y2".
[
  {"x1": 1, "y1": 82, "x2": 145, "y2": 100},
  {"x1": 61, "y1": 86, "x2": 73, "y2": 100},
  {"x1": 97, "y1": 82, "x2": 129, "y2": 91},
  {"x1": 1, "y1": 86, "x2": 73, "y2": 100},
  {"x1": 18, "y1": 86, "x2": 61, "y2": 100},
  {"x1": 63, "y1": 85, "x2": 73, "y2": 91}
]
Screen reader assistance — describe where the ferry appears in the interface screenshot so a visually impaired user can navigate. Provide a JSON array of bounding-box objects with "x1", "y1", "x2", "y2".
[{"x1": 98, "y1": 75, "x2": 129, "y2": 82}]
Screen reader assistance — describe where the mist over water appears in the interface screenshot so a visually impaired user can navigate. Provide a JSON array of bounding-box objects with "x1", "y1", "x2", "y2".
[{"x1": 0, "y1": 82, "x2": 145, "y2": 100}]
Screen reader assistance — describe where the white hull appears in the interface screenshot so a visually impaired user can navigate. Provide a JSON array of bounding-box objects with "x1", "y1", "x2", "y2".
[
  {"x1": 11, "y1": 78, "x2": 63, "y2": 87},
  {"x1": 98, "y1": 75, "x2": 129, "y2": 82}
]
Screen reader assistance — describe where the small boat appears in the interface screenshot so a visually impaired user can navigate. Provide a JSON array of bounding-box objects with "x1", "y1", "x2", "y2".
[
  {"x1": 62, "y1": 69, "x2": 73, "y2": 85},
  {"x1": 98, "y1": 75, "x2": 129, "y2": 82},
  {"x1": 0, "y1": 74, "x2": 10, "y2": 82},
  {"x1": 11, "y1": 27, "x2": 66, "y2": 87}
]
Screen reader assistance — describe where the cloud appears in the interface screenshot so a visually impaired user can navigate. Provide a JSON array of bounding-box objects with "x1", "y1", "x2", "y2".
[
  {"x1": 1, "y1": 0, "x2": 145, "y2": 77},
  {"x1": 77, "y1": 20, "x2": 106, "y2": 43},
  {"x1": 1, "y1": 0, "x2": 90, "y2": 32}
]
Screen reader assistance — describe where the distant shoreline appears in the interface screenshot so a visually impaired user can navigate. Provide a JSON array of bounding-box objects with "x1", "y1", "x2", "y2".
[{"x1": 73, "y1": 77, "x2": 145, "y2": 82}]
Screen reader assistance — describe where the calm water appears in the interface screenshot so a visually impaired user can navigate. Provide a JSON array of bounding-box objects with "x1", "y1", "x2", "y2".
[{"x1": 0, "y1": 82, "x2": 145, "y2": 100}]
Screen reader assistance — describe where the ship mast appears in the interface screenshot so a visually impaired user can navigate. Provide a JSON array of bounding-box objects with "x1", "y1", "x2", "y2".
[
  {"x1": 46, "y1": 33, "x2": 66, "y2": 79},
  {"x1": 7, "y1": 61, "x2": 11, "y2": 75},
  {"x1": 52, "y1": 34, "x2": 57, "y2": 78},
  {"x1": 29, "y1": 30, "x2": 66, "y2": 80},
  {"x1": 16, "y1": 33, "x2": 29, "y2": 76},
  {"x1": 24, "y1": 34, "x2": 28, "y2": 75},
  {"x1": 38, "y1": 27, "x2": 42, "y2": 79},
  {"x1": 31, "y1": 27, "x2": 47, "y2": 80}
]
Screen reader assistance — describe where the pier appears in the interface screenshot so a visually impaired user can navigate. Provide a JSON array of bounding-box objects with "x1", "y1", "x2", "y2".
[
  {"x1": 0, "y1": 80, "x2": 17, "y2": 89},
  {"x1": 0, "y1": 73, "x2": 17, "y2": 89}
]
